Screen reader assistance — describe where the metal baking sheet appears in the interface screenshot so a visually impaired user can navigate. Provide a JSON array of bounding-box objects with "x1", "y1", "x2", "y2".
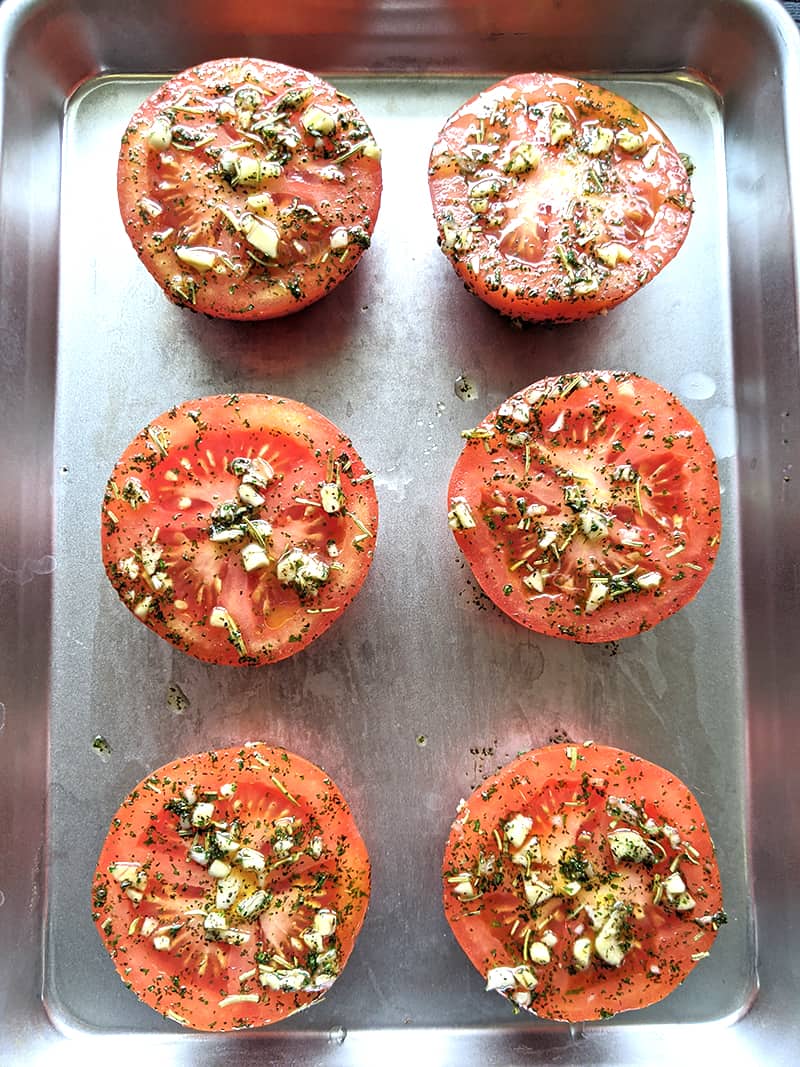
[{"x1": 1, "y1": 0, "x2": 799, "y2": 1064}]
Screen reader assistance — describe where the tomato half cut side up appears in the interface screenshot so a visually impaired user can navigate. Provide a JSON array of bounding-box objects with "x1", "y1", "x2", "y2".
[
  {"x1": 428, "y1": 73, "x2": 694, "y2": 323},
  {"x1": 92, "y1": 743, "x2": 371, "y2": 1031},
  {"x1": 101, "y1": 394, "x2": 379, "y2": 666},
  {"x1": 442, "y1": 742, "x2": 725, "y2": 1022},
  {"x1": 448, "y1": 370, "x2": 721, "y2": 642},
  {"x1": 118, "y1": 58, "x2": 382, "y2": 319}
]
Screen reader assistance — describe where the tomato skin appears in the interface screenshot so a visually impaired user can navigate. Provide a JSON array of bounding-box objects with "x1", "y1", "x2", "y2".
[
  {"x1": 429, "y1": 73, "x2": 693, "y2": 323},
  {"x1": 118, "y1": 58, "x2": 382, "y2": 320},
  {"x1": 92, "y1": 743, "x2": 370, "y2": 1031},
  {"x1": 442, "y1": 743, "x2": 724, "y2": 1022},
  {"x1": 448, "y1": 371, "x2": 721, "y2": 642},
  {"x1": 101, "y1": 394, "x2": 378, "y2": 666}
]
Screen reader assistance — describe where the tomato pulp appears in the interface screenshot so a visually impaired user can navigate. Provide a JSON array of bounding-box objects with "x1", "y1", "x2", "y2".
[
  {"x1": 101, "y1": 394, "x2": 379, "y2": 665},
  {"x1": 429, "y1": 73, "x2": 693, "y2": 322},
  {"x1": 448, "y1": 371, "x2": 721, "y2": 642},
  {"x1": 118, "y1": 58, "x2": 382, "y2": 319},
  {"x1": 443, "y1": 742, "x2": 725, "y2": 1021},
  {"x1": 93, "y1": 743, "x2": 371, "y2": 1031}
]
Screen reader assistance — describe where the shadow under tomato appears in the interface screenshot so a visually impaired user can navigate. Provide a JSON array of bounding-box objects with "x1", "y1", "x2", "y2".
[{"x1": 170, "y1": 257, "x2": 379, "y2": 385}]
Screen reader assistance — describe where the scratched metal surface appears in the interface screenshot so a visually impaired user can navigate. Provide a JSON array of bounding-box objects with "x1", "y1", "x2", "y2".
[{"x1": 1, "y1": 1, "x2": 799, "y2": 1064}]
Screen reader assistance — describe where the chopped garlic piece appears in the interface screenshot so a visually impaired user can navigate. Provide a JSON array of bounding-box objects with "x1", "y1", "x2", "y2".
[
  {"x1": 448, "y1": 498, "x2": 476, "y2": 530},
  {"x1": 498, "y1": 398, "x2": 530, "y2": 424},
  {"x1": 616, "y1": 129, "x2": 645, "y2": 153},
  {"x1": 573, "y1": 936, "x2": 592, "y2": 969},
  {"x1": 276, "y1": 547, "x2": 330, "y2": 595},
  {"x1": 133, "y1": 596, "x2": 153, "y2": 619},
  {"x1": 523, "y1": 570, "x2": 549, "y2": 594},
  {"x1": 528, "y1": 941, "x2": 551, "y2": 965},
  {"x1": 585, "y1": 577, "x2": 609, "y2": 614},
  {"x1": 207, "y1": 859, "x2": 232, "y2": 879},
  {"x1": 219, "y1": 993, "x2": 260, "y2": 1007},
  {"x1": 594, "y1": 904, "x2": 630, "y2": 967},
  {"x1": 573, "y1": 276, "x2": 600, "y2": 296},
  {"x1": 175, "y1": 246, "x2": 216, "y2": 272},
  {"x1": 236, "y1": 847, "x2": 266, "y2": 871},
  {"x1": 550, "y1": 105, "x2": 573, "y2": 145},
  {"x1": 514, "y1": 965, "x2": 538, "y2": 990},
  {"x1": 147, "y1": 115, "x2": 172, "y2": 150},
  {"x1": 303, "y1": 105, "x2": 337, "y2": 136},
  {"x1": 329, "y1": 227, "x2": 349, "y2": 251},
  {"x1": 240, "y1": 213, "x2": 280, "y2": 258},
  {"x1": 585, "y1": 126, "x2": 614, "y2": 156},
  {"x1": 580, "y1": 508, "x2": 612, "y2": 540},
  {"x1": 523, "y1": 878, "x2": 554, "y2": 908},
  {"x1": 241, "y1": 542, "x2": 270, "y2": 572},
  {"x1": 314, "y1": 909, "x2": 338, "y2": 937},
  {"x1": 218, "y1": 928, "x2": 251, "y2": 946},
  {"x1": 320, "y1": 482, "x2": 346, "y2": 514},
  {"x1": 595, "y1": 242, "x2": 633, "y2": 268},
  {"x1": 636, "y1": 571, "x2": 662, "y2": 590},
  {"x1": 302, "y1": 929, "x2": 325, "y2": 953},
  {"x1": 191, "y1": 802, "x2": 215, "y2": 827},
  {"x1": 662, "y1": 871, "x2": 686, "y2": 896},
  {"x1": 504, "y1": 142, "x2": 541, "y2": 174},
  {"x1": 453, "y1": 879, "x2": 476, "y2": 899},
  {"x1": 608, "y1": 828, "x2": 655, "y2": 864},
  {"x1": 441, "y1": 219, "x2": 473, "y2": 252},
  {"x1": 204, "y1": 911, "x2": 227, "y2": 934},
  {"x1": 504, "y1": 813, "x2": 533, "y2": 850},
  {"x1": 486, "y1": 967, "x2": 516, "y2": 992},
  {"x1": 238, "y1": 482, "x2": 265, "y2": 507},
  {"x1": 236, "y1": 889, "x2": 269, "y2": 920},
  {"x1": 216, "y1": 874, "x2": 240, "y2": 911}
]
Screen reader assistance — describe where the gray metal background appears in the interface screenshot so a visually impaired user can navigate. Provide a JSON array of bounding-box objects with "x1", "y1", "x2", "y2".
[{"x1": 0, "y1": 1, "x2": 798, "y2": 1064}]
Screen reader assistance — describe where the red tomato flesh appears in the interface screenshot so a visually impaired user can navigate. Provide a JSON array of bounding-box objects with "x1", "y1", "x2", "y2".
[
  {"x1": 429, "y1": 73, "x2": 693, "y2": 322},
  {"x1": 92, "y1": 743, "x2": 370, "y2": 1031},
  {"x1": 118, "y1": 58, "x2": 382, "y2": 319},
  {"x1": 101, "y1": 394, "x2": 378, "y2": 666},
  {"x1": 448, "y1": 371, "x2": 721, "y2": 642},
  {"x1": 443, "y1": 743, "x2": 725, "y2": 1022}
]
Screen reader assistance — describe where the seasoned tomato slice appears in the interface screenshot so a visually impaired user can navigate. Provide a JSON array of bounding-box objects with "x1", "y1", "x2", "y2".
[
  {"x1": 448, "y1": 371, "x2": 720, "y2": 642},
  {"x1": 443, "y1": 743, "x2": 725, "y2": 1022},
  {"x1": 118, "y1": 58, "x2": 382, "y2": 319},
  {"x1": 101, "y1": 394, "x2": 378, "y2": 665},
  {"x1": 429, "y1": 73, "x2": 693, "y2": 322},
  {"x1": 92, "y1": 743, "x2": 370, "y2": 1031}
]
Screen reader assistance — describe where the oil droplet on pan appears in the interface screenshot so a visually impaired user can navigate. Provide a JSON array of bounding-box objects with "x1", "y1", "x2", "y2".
[
  {"x1": 454, "y1": 375, "x2": 478, "y2": 402},
  {"x1": 416, "y1": 734, "x2": 428, "y2": 747},
  {"x1": 31, "y1": 555, "x2": 56, "y2": 575},
  {"x1": 328, "y1": 1025, "x2": 347, "y2": 1045},
  {"x1": 678, "y1": 371, "x2": 716, "y2": 401},
  {"x1": 0, "y1": 889, "x2": 5, "y2": 907},
  {"x1": 704, "y1": 405, "x2": 737, "y2": 460}
]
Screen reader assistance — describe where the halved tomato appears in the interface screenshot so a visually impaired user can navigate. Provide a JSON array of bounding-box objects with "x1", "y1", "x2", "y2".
[
  {"x1": 448, "y1": 371, "x2": 720, "y2": 642},
  {"x1": 101, "y1": 394, "x2": 378, "y2": 665},
  {"x1": 92, "y1": 743, "x2": 370, "y2": 1031},
  {"x1": 429, "y1": 73, "x2": 693, "y2": 322},
  {"x1": 118, "y1": 58, "x2": 382, "y2": 319},
  {"x1": 443, "y1": 742, "x2": 725, "y2": 1022}
]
